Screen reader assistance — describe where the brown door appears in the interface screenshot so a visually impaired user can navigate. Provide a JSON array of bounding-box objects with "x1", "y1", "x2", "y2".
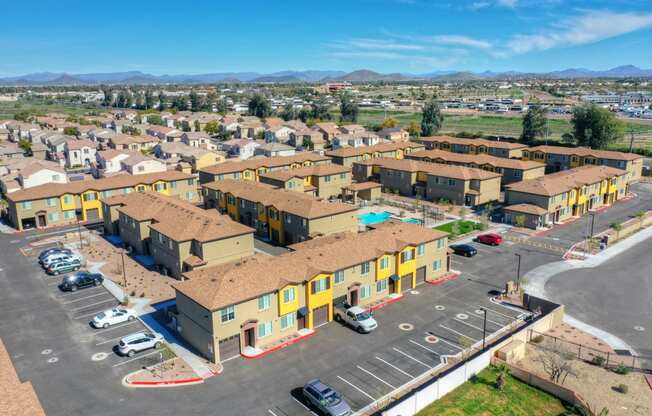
[
  {"x1": 312, "y1": 305, "x2": 329, "y2": 328},
  {"x1": 37, "y1": 214, "x2": 47, "y2": 228},
  {"x1": 415, "y1": 266, "x2": 426, "y2": 286},
  {"x1": 350, "y1": 289, "x2": 359, "y2": 306},
  {"x1": 244, "y1": 328, "x2": 255, "y2": 347},
  {"x1": 218, "y1": 335, "x2": 241, "y2": 362},
  {"x1": 389, "y1": 278, "x2": 396, "y2": 294},
  {"x1": 401, "y1": 273, "x2": 413, "y2": 292},
  {"x1": 85, "y1": 208, "x2": 100, "y2": 223},
  {"x1": 297, "y1": 314, "x2": 306, "y2": 330}
]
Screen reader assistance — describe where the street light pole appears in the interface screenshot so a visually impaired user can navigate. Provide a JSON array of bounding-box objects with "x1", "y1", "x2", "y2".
[
  {"x1": 121, "y1": 245, "x2": 128, "y2": 303},
  {"x1": 589, "y1": 211, "x2": 596, "y2": 239},
  {"x1": 515, "y1": 253, "x2": 522, "y2": 290},
  {"x1": 480, "y1": 307, "x2": 487, "y2": 350}
]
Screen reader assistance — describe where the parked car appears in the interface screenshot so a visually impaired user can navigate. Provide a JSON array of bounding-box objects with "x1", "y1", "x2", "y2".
[
  {"x1": 92, "y1": 307, "x2": 136, "y2": 329},
  {"x1": 474, "y1": 233, "x2": 503, "y2": 246},
  {"x1": 58, "y1": 271, "x2": 102, "y2": 290},
  {"x1": 450, "y1": 244, "x2": 478, "y2": 257},
  {"x1": 303, "y1": 379, "x2": 352, "y2": 416},
  {"x1": 334, "y1": 303, "x2": 378, "y2": 333},
  {"x1": 42, "y1": 253, "x2": 82, "y2": 268},
  {"x1": 118, "y1": 332, "x2": 163, "y2": 357},
  {"x1": 48, "y1": 259, "x2": 83, "y2": 276},
  {"x1": 38, "y1": 248, "x2": 71, "y2": 264}
]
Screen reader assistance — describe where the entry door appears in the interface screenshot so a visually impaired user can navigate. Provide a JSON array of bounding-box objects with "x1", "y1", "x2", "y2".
[
  {"x1": 218, "y1": 335, "x2": 241, "y2": 362},
  {"x1": 37, "y1": 214, "x2": 47, "y2": 228},
  {"x1": 415, "y1": 266, "x2": 426, "y2": 286},
  {"x1": 312, "y1": 305, "x2": 329, "y2": 328},
  {"x1": 401, "y1": 273, "x2": 413, "y2": 292},
  {"x1": 389, "y1": 279, "x2": 396, "y2": 294},
  {"x1": 350, "y1": 289, "x2": 359, "y2": 306},
  {"x1": 297, "y1": 314, "x2": 306, "y2": 330},
  {"x1": 244, "y1": 328, "x2": 255, "y2": 347}
]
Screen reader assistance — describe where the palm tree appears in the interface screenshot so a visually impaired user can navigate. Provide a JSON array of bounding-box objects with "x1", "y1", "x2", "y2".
[{"x1": 494, "y1": 363, "x2": 510, "y2": 391}]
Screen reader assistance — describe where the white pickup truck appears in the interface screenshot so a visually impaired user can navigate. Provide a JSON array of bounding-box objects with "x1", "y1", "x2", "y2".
[{"x1": 334, "y1": 303, "x2": 378, "y2": 333}]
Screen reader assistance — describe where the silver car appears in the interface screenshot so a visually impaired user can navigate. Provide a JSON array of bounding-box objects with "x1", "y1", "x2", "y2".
[
  {"x1": 303, "y1": 379, "x2": 352, "y2": 416},
  {"x1": 118, "y1": 332, "x2": 163, "y2": 357}
]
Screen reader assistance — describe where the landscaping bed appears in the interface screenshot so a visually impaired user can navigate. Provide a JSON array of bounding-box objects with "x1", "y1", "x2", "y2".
[{"x1": 434, "y1": 219, "x2": 486, "y2": 239}]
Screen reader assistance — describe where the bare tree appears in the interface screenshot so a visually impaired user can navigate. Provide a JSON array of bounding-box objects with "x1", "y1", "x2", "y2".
[{"x1": 534, "y1": 343, "x2": 577, "y2": 385}]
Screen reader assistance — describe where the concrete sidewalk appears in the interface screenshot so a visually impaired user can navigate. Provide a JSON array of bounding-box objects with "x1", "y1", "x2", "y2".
[{"x1": 524, "y1": 225, "x2": 652, "y2": 352}]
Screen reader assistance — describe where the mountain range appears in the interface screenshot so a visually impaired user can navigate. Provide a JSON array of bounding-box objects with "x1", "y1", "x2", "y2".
[{"x1": 1, "y1": 65, "x2": 652, "y2": 85}]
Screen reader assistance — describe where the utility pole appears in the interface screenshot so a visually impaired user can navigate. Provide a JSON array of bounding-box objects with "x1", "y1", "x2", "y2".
[
  {"x1": 121, "y1": 245, "x2": 128, "y2": 303},
  {"x1": 514, "y1": 253, "x2": 522, "y2": 290},
  {"x1": 628, "y1": 127, "x2": 635, "y2": 153},
  {"x1": 480, "y1": 307, "x2": 487, "y2": 350}
]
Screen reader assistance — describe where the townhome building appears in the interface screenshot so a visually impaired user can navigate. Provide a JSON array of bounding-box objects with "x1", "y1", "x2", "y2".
[
  {"x1": 155, "y1": 142, "x2": 226, "y2": 172},
  {"x1": 353, "y1": 158, "x2": 502, "y2": 206},
  {"x1": 198, "y1": 153, "x2": 332, "y2": 184},
  {"x1": 503, "y1": 165, "x2": 629, "y2": 229},
  {"x1": 202, "y1": 179, "x2": 358, "y2": 245},
  {"x1": 236, "y1": 121, "x2": 264, "y2": 139},
  {"x1": 1, "y1": 160, "x2": 67, "y2": 195},
  {"x1": 416, "y1": 136, "x2": 527, "y2": 159},
  {"x1": 311, "y1": 122, "x2": 340, "y2": 144},
  {"x1": 406, "y1": 149, "x2": 545, "y2": 186},
  {"x1": 325, "y1": 142, "x2": 425, "y2": 167},
  {"x1": 258, "y1": 164, "x2": 352, "y2": 199},
  {"x1": 102, "y1": 192, "x2": 254, "y2": 278},
  {"x1": 6, "y1": 171, "x2": 198, "y2": 231},
  {"x1": 172, "y1": 221, "x2": 449, "y2": 363},
  {"x1": 288, "y1": 129, "x2": 325, "y2": 151},
  {"x1": 146, "y1": 126, "x2": 183, "y2": 142},
  {"x1": 522, "y1": 145, "x2": 643, "y2": 182}
]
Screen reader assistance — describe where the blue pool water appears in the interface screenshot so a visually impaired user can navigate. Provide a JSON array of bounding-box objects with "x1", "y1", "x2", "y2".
[{"x1": 358, "y1": 211, "x2": 421, "y2": 226}]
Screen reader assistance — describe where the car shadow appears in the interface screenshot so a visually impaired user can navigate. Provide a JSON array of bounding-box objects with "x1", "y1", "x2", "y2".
[{"x1": 290, "y1": 387, "x2": 321, "y2": 414}]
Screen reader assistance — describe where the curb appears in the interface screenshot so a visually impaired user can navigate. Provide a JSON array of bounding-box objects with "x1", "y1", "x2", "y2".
[
  {"x1": 128, "y1": 377, "x2": 204, "y2": 386},
  {"x1": 241, "y1": 330, "x2": 317, "y2": 360},
  {"x1": 367, "y1": 293, "x2": 405, "y2": 312},
  {"x1": 645, "y1": 375, "x2": 652, "y2": 391},
  {"x1": 426, "y1": 271, "x2": 461, "y2": 286}
]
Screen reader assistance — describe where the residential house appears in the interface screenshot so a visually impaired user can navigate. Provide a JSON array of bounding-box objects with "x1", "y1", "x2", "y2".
[
  {"x1": 288, "y1": 129, "x2": 325, "y2": 151},
  {"x1": 121, "y1": 154, "x2": 167, "y2": 175},
  {"x1": 102, "y1": 192, "x2": 254, "y2": 278},
  {"x1": 173, "y1": 222, "x2": 449, "y2": 362},
  {"x1": 236, "y1": 121, "x2": 264, "y2": 139},
  {"x1": 202, "y1": 179, "x2": 358, "y2": 245},
  {"x1": 94, "y1": 150, "x2": 134, "y2": 177},
  {"x1": 325, "y1": 142, "x2": 424, "y2": 166},
  {"x1": 417, "y1": 136, "x2": 528, "y2": 159},
  {"x1": 182, "y1": 132, "x2": 217, "y2": 150},
  {"x1": 258, "y1": 164, "x2": 352, "y2": 199},
  {"x1": 312, "y1": 122, "x2": 340, "y2": 144},
  {"x1": 254, "y1": 143, "x2": 296, "y2": 158},
  {"x1": 156, "y1": 142, "x2": 226, "y2": 172},
  {"x1": 353, "y1": 158, "x2": 502, "y2": 206},
  {"x1": 377, "y1": 127, "x2": 409, "y2": 142},
  {"x1": 64, "y1": 139, "x2": 97, "y2": 168},
  {"x1": 264, "y1": 125, "x2": 295, "y2": 143},
  {"x1": 220, "y1": 139, "x2": 261, "y2": 160},
  {"x1": 146, "y1": 126, "x2": 183, "y2": 142},
  {"x1": 0, "y1": 160, "x2": 67, "y2": 195},
  {"x1": 108, "y1": 134, "x2": 158, "y2": 152}
]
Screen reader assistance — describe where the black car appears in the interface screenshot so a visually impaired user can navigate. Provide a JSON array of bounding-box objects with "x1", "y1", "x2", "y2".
[
  {"x1": 58, "y1": 272, "x2": 104, "y2": 292},
  {"x1": 450, "y1": 244, "x2": 478, "y2": 257},
  {"x1": 38, "y1": 248, "x2": 72, "y2": 264}
]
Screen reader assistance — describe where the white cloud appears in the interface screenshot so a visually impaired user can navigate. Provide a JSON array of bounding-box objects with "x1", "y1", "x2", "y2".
[
  {"x1": 497, "y1": 0, "x2": 517, "y2": 7},
  {"x1": 333, "y1": 38, "x2": 425, "y2": 51},
  {"x1": 469, "y1": 2, "x2": 490, "y2": 10},
  {"x1": 428, "y1": 35, "x2": 492, "y2": 49},
  {"x1": 506, "y1": 10, "x2": 652, "y2": 54}
]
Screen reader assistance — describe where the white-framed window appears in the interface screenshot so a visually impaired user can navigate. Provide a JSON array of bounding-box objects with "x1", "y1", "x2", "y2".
[
  {"x1": 170, "y1": 181, "x2": 177, "y2": 189},
  {"x1": 63, "y1": 210, "x2": 75, "y2": 220},
  {"x1": 48, "y1": 212, "x2": 60, "y2": 222},
  {"x1": 220, "y1": 306, "x2": 235, "y2": 323},
  {"x1": 258, "y1": 294, "x2": 271, "y2": 311},
  {"x1": 437, "y1": 238, "x2": 445, "y2": 249},
  {"x1": 63, "y1": 195, "x2": 72, "y2": 204},
  {"x1": 416, "y1": 244, "x2": 425, "y2": 256},
  {"x1": 334, "y1": 270, "x2": 345, "y2": 285},
  {"x1": 258, "y1": 321, "x2": 273, "y2": 338},
  {"x1": 361, "y1": 262, "x2": 370, "y2": 274},
  {"x1": 379, "y1": 257, "x2": 389, "y2": 270},
  {"x1": 21, "y1": 201, "x2": 32, "y2": 209},
  {"x1": 432, "y1": 260, "x2": 441, "y2": 271},
  {"x1": 401, "y1": 249, "x2": 414, "y2": 263},
  {"x1": 376, "y1": 279, "x2": 388, "y2": 293},
  {"x1": 360, "y1": 285, "x2": 372, "y2": 299},
  {"x1": 283, "y1": 287, "x2": 295, "y2": 303},
  {"x1": 185, "y1": 191, "x2": 194, "y2": 200},
  {"x1": 311, "y1": 276, "x2": 330, "y2": 294},
  {"x1": 280, "y1": 313, "x2": 295, "y2": 330},
  {"x1": 47, "y1": 198, "x2": 57, "y2": 207}
]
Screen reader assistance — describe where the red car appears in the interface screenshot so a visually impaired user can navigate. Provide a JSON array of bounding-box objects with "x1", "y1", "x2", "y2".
[{"x1": 475, "y1": 233, "x2": 503, "y2": 246}]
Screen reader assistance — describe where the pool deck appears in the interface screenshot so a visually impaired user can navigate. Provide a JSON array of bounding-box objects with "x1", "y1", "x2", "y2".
[{"x1": 357, "y1": 205, "x2": 456, "y2": 228}]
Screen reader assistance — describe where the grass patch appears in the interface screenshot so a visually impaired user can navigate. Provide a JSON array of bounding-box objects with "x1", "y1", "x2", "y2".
[
  {"x1": 416, "y1": 368, "x2": 568, "y2": 416},
  {"x1": 434, "y1": 220, "x2": 484, "y2": 238}
]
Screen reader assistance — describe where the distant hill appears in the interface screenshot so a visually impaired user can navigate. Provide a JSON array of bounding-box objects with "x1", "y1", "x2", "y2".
[{"x1": 1, "y1": 65, "x2": 651, "y2": 85}]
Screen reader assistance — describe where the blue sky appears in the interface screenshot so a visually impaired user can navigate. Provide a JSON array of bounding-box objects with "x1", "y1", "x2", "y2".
[{"x1": 2, "y1": 0, "x2": 652, "y2": 76}]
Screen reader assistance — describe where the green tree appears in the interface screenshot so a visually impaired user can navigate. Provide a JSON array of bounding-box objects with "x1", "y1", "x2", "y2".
[
  {"x1": 158, "y1": 92, "x2": 167, "y2": 110},
  {"x1": 216, "y1": 98, "x2": 228, "y2": 115},
  {"x1": 297, "y1": 108, "x2": 310, "y2": 123},
  {"x1": 520, "y1": 106, "x2": 548, "y2": 145},
  {"x1": 610, "y1": 222, "x2": 623, "y2": 240},
  {"x1": 311, "y1": 97, "x2": 331, "y2": 120},
  {"x1": 101, "y1": 86, "x2": 113, "y2": 107},
  {"x1": 194, "y1": 120, "x2": 201, "y2": 132},
  {"x1": 380, "y1": 117, "x2": 399, "y2": 129},
  {"x1": 339, "y1": 92, "x2": 359, "y2": 123},
  {"x1": 144, "y1": 90, "x2": 155, "y2": 110},
  {"x1": 63, "y1": 127, "x2": 77, "y2": 136},
  {"x1": 279, "y1": 104, "x2": 295, "y2": 121},
  {"x1": 302, "y1": 136, "x2": 313, "y2": 150},
  {"x1": 18, "y1": 138, "x2": 32, "y2": 153},
  {"x1": 134, "y1": 91, "x2": 144, "y2": 109},
  {"x1": 421, "y1": 98, "x2": 444, "y2": 136},
  {"x1": 570, "y1": 104, "x2": 624, "y2": 149},
  {"x1": 172, "y1": 96, "x2": 188, "y2": 111},
  {"x1": 407, "y1": 122, "x2": 421, "y2": 139},
  {"x1": 248, "y1": 93, "x2": 272, "y2": 118},
  {"x1": 189, "y1": 90, "x2": 202, "y2": 112},
  {"x1": 14, "y1": 111, "x2": 32, "y2": 122},
  {"x1": 204, "y1": 120, "x2": 220, "y2": 135}
]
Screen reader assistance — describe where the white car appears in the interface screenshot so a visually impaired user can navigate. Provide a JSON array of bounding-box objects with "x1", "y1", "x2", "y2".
[
  {"x1": 92, "y1": 307, "x2": 137, "y2": 329},
  {"x1": 118, "y1": 332, "x2": 163, "y2": 357},
  {"x1": 42, "y1": 253, "x2": 82, "y2": 268},
  {"x1": 334, "y1": 303, "x2": 378, "y2": 333}
]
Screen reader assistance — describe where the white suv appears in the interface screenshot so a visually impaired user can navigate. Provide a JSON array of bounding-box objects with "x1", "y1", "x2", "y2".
[
  {"x1": 118, "y1": 332, "x2": 163, "y2": 357},
  {"x1": 92, "y1": 307, "x2": 137, "y2": 329},
  {"x1": 42, "y1": 253, "x2": 82, "y2": 268}
]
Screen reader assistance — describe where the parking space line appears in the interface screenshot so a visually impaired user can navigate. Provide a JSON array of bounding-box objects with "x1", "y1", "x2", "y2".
[
  {"x1": 356, "y1": 365, "x2": 396, "y2": 389},
  {"x1": 336, "y1": 375, "x2": 376, "y2": 401},
  {"x1": 291, "y1": 397, "x2": 317, "y2": 416},
  {"x1": 476, "y1": 304, "x2": 518, "y2": 320},
  {"x1": 425, "y1": 332, "x2": 463, "y2": 350},
  {"x1": 375, "y1": 356, "x2": 414, "y2": 379},
  {"x1": 111, "y1": 350, "x2": 160, "y2": 368},
  {"x1": 467, "y1": 312, "x2": 504, "y2": 327},
  {"x1": 74, "y1": 308, "x2": 117, "y2": 319},
  {"x1": 267, "y1": 409, "x2": 280, "y2": 416},
  {"x1": 56, "y1": 287, "x2": 104, "y2": 298},
  {"x1": 70, "y1": 298, "x2": 116, "y2": 312},
  {"x1": 392, "y1": 347, "x2": 430, "y2": 369},
  {"x1": 62, "y1": 292, "x2": 112, "y2": 304},
  {"x1": 93, "y1": 320, "x2": 139, "y2": 334},
  {"x1": 439, "y1": 324, "x2": 477, "y2": 342},
  {"x1": 454, "y1": 318, "x2": 485, "y2": 332},
  {"x1": 408, "y1": 339, "x2": 439, "y2": 356},
  {"x1": 95, "y1": 335, "x2": 127, "y2": 346}
]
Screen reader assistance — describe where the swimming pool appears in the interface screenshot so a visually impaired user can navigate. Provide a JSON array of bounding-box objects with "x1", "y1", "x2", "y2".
[{"x1": 358, "y1": 211, "x2": 421, "y2": 226}]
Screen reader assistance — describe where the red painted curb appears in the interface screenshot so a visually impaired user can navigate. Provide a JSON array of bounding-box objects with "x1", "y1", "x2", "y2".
[
  {"x1": 129, "y1": 377, "x2": 203, "y2": 386},
  {"x1": 368, "y1": 293, "x2": 405, "y2": 312},
  {"x1": 645, "y1": 374, "x2": 652, "y2": 391},
  {"x1": 241, "y1": 330, "x2": 317, "y2": 360},
  {"x1": 426, "y1": 271, "x2": 461, "y2": 285}
]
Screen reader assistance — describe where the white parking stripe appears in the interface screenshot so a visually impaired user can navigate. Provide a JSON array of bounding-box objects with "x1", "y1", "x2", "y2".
[
  {"x1": 392, "y1": 347, "x2": 431, "y2": 368},
  {"x1": 267, "y1": 409, "x2": 279, "y2": 416},
  {"x1": 424, "y1": 332, "x2": 463, "y2": 350},
  {"x1": 336, "y1": 375, "x2": 376, "y2": 401},
  {"x1": 74, "y1": 309, "x2": 117, "y2": 319},
  {"x1": 408, "y1": 339, "x2": 439, "y2": 355},
  {"x1": 439, "y1": 324, "x2": 478, "y2": 342},
  {"x1": 70, "y1": 298, "x2": 116, "y2": 311},
  {"x1": 356, "y1": 365, "x2": 396, "y2": 389},
  {"x1": 56, "y1": 287, "x2": 104, "y2": 297},
  {"x1": 62, "y1": 292, "x2": 111, "y2": 304},
  {"x1": 111, "y1": 350, "x2": 160, "y2": 368},
  {"x1": 467, "y1": 312, "x2": 504, "y2": 327},
  {"x1": 454, "y1": 318, "x2": 485, "y2": 332},
  {"x1": 375, "y1": 356, "x2": 414, "y2": 379},
  {"x1": 476, "y1": 304, "x2": 517, "y2": 320},
  {"x1": 219, "y1": 355, "x2": 240, "y2": 363},
  {"x1": 93, "y1": 320, "x2": 139, "y2": 334},
  {"x1": 96, "y1": 335, "x2": 127, "y2": 346},
  {"x1": 291, "y1": 397, "x2": 318, "y2": 416}
]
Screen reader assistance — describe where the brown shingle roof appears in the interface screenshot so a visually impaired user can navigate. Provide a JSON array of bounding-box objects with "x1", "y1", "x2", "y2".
[
  {"x1": 175, "y1": 222, "x2": 447, "y2": 311},
  {"x1": 409, "y1": 149, "x2": 545, "y2": 171},
  {"x1": 325, "y1": 142, "x2": 424, "y2": 158},
  {"x1": 66, "y1": 139, "x2": 96, "y2": 150},
  {"x1": 8, "y1": 171, "x2": 195, "y2": 202},
  {"x1": 203, "y1": 179, "x2": 357, "y2": 219},
  {"x1": 419, "y1": 135, "x2": 527, "y2": 150},
  {"x1": 506, "y1": 165, "x2": 627, "y2": 197},
  {"x1": 0, "y1": 339, "x2": 46, "y2": 416},
  {"x1": 343, "y1": 181, "x2": 382, "y2": 191},
  {"x1": 527, "y1": 145, "x2": 642, "y2": 161},
  {"x1": 199, "y1": 153, "x2": 331, "y2": 176},
  {"x1": 504, "y1": 204, "x2": 548, "y2": 216},
  {"x1": 356, "y1": 157, "x2": 502, "y2": 181},
  {"x1": 259, "y1": 164, "x2": 350, "y2": 182}
]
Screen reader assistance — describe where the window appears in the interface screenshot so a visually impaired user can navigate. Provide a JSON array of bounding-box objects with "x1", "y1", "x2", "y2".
[
  {"x1": 437, "y1": 238, "x2": 445, "y2": 249},
  {"x1": 63, "y1": 195, "x2": 72, "y2": 204},
  {"x1": 379, "y1": 257, "x2": 389, "y2": 270},
  {"x1": 334, "y1": 270, "x2": 345, "y2": 285},
  {"x1": 83, "y1": 192, "x2": 97, "y2": 201},
  {"x1": 401, "y1": 249, "x2": 414, "y2": 263},
  {"x1": 340, "y1": 173, "x2": 346, "y2": 180},
  {"x1": 234, "y1": 172, "x2": 240, "y2": 179},
  {"x1": 63, "y1": 210, "x2": 75, "y2": 220},
  {"x1": 324, "y1": 175, "x2": 331, "y2": 182},
  {"x1": 258, "y1": 321, "x2": 273, "y2": 338},
  {"x1": 52, "y1": 174, "x2": 60, "y2": 181},
  {"x1": 416, "y1": 244, "x2": 425, "y2": 257},
  {"x1": 285, "y1": 214, "x2": 292, "y2": 224},
  {"x1": 227, "y1": 195, "x2": 235, "y2": 205},
  {"x1": 448, "y1": 179, "x2": 456, "y2": 186},
  {"x1": 21, "y1": 201, "x2": 32, "y2": 210},
  {"x1": 280, "y1": 313, "x2": 295, "y2": 330},
  {"x1": 360, "y1": 285, "x2": 371, "y2": 299},
  {"x1": 187, "y1": 179, "x2": 195, "y2": 186},
  {"x1": 311, "y1": 276, "x2": 330, "y2": 294},
  {"x1": 287, "y1": 181, "x2": 294, "y2": 189},
  {"x1": 220, "y1": 306, "x2": 235, "y2": 323},
  {"x1": 432, "y1": 260, "x2": 441, "y2": 271},
  {"x1": 137, "y1": 186, "x2": 145, "y2": 192},
  {"x1": 283, "y1": 287, "x2": 295, "y2": 303},
  {"x1": 47, "y1": 198, "x2": 57, "y2": 207},
  {"x1": 376, "y1": 279, "x2": 388, "y2": 293},
  {"x1": 48, "y1": 212, "x2": 60, "y2": 222},
  {"x1": 240, "y1": 199, "x2": 245, "y2": 208},
  {"x1": 361, "y1": 262, "x2": 370, "y2": 274},
  {"x1": 155, "y1": 183, "x2": 166, "y2": 191},
  {"x1": 258, "y1": 294, "x2": 271, "y2": 311}
]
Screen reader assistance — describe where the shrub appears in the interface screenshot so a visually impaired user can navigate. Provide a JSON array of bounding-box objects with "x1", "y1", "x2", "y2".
[
  {"x1": 614, "y1": 383, "x2": 628, "y2": 394},
  {"x1": 531, "y1": 335, "x2": 544, "y2": 344},
  {"x1": 613, "y1": 364, "x2": 630, "y2": 375},
  {"x1": 591, "y1": 356, "x2": 606, "y2": 367}
]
